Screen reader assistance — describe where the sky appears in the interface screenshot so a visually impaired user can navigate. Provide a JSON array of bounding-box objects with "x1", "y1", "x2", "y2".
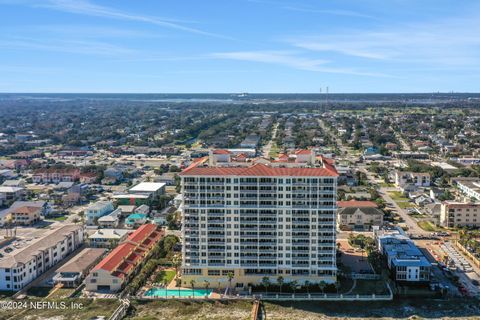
[{"x1": 1, "y1": 0, "x2": 480, "y2": 93}]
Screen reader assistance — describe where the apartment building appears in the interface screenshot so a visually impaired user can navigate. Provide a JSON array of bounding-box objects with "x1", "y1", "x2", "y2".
[
  {"x1": 395, "y1": 171, "x2": 431, "y2": 188},
  {"x1": 374, "y1": 226, "x2": 430, "y2": 283},
  {"x1": 440, "y1": 201, "x2": 480, "y2": 228},
  {"x1": 0, "y1": 224, "x2": 84, "y2": 291},
  {"x1": 179, "y1": 156, "x2": 338, "y2": 289},
  {"x1": 453, "y1": 178, "x2": 480, "y2": 202},
  {"x1": 336, "y1": 200, "x2": 384, "y2": 231},
  {"x1": 32, "y1": 168, "x2": 80, "y2": 184},
  {"x1": 85, "y1": 224, "x2": 163, "y2": 292}
]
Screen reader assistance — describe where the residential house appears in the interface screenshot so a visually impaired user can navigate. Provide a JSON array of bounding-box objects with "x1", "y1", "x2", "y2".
[
  {"x1": 85, "y1": 201, "x2": 114, "y2": 225},
  {"x1": 53, "y1": 248, "x2": 105, "y2": 288},
  {"x1": 79, "y1": 172, "x2": 98, "y2": 184},
  {"x1": 97, "y1": 208, "x2": 121, "y2": 228},
  {"x1": 0, "y1": 186, "x2": 25, "y2": 207},
  {"x1": 102, "y1": 167, "x2": 124, "y2": 184},
  {"x1": 337, "y1": 200, "x2": 384, "y2": 231},
  {"x1": 125, "y1": 213, "x2": 147, "y2": 228},
  {"x1": 88, "y1": 229, "x2": 131, "y2": 248},
  {"x1": 395, "y1": 171, "x2": 430, "y2": 192}
]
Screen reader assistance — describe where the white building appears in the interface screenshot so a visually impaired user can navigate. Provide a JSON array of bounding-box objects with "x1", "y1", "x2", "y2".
[
  {"x1": 179, "y1": 159, "x2": 338, "y2": 289},
  {"x1": 374, "y1": 226, "x2": 430, "y2": 283},
  {"x1": 87, "y1": 229, "x2": 131, "y2": 248},
  {"x1": 97, "y1": 208, "x2": 122, "y2": 228},
  {"x1": 454, "y1": 179, "x2": 480, "y2": 202},
  {"x1": 0, "y1": 186, "x2": 25, "y2": 207},
  {"x1": 440, "y1": 201, "x2": 480, "y2": 228},
  {"x1": 395, "y1": 171, "x2": 431, "y2": 188},
  {"x1": 0, "y1": 225, "x2": 84, "y2": 291}
]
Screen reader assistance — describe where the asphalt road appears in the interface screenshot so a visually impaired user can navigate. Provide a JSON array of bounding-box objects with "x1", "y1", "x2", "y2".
[{"x1": 357, "y1": 166, "x2": 427, "y2": 235}]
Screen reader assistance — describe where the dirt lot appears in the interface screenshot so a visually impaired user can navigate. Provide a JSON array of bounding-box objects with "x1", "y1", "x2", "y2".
[{"x1": 338, "y1": 239, "x2": 373, "y2": 273}]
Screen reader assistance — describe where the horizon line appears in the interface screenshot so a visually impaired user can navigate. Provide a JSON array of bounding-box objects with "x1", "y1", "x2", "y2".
[{"x1": 1, "y1": 91, "x2": 479, "y2": 95}]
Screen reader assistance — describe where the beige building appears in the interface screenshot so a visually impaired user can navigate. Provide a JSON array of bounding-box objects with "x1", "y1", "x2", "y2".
[
  {"x1": 9, "y1": 206, "x2": 42, "y2": 225},
  {"x1": 179, "y1": 153, "x2": 338, "y2": 289},
  {"x1": 440, "y1": 201, "x2": 480, "y2": 228},
  {"x1": 337, "y1": 201, "x2": 384, "y2": 231}
]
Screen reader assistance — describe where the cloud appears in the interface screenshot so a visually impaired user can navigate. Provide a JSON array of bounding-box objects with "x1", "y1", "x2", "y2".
[
  {"x1": 211, "y1": 50, "x2": 392, "y2": 77},
  {"x1": 0, "y1": 37, "x2": 137, "y2": 56},
  {"x1": 286, "y1": 14, "x2": 480, "y2": 66},
  {"x1": 282, "y1": 6, "x2": 376, "y2": 19},
  {"x1": 5, "y1": 0, "x2": 231, "y2": 39},
  {"x1": 246, "y1": 0, "x2": 375, "y2": 19}
]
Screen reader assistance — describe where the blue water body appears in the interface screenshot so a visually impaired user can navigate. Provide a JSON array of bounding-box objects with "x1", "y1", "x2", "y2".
[
  {"x1": 145, "y1": 288, "x2": 212, "y2": 297},
  {"x1": 1, "y1": 92, "x2": 479, "y2": 104}
]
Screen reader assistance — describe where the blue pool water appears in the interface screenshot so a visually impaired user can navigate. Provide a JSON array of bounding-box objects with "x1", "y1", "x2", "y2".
[{"x1": 145, "y1": 288, "x2": 212, "y2": 297}]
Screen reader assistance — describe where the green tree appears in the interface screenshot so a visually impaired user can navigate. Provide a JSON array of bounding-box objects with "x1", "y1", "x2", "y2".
[
  {"x1": 227, "y1": 271, "x2": 234, "y2": 294},
  {"x1": 261, "y1": 276, "x2": 270, "y2": 295},
  {"x1": 276, "y1": 276, "x2": 284, "y2": 294}
]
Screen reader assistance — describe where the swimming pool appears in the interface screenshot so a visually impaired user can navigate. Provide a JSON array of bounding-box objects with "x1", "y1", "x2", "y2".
[{"x1": 145, "y1": 288, "x2": 213, "y2": 298}]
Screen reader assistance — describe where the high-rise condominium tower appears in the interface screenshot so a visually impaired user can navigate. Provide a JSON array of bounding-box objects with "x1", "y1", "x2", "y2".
[{"x1": 179, "y1": 150, "x2": 338, "y2": 289}]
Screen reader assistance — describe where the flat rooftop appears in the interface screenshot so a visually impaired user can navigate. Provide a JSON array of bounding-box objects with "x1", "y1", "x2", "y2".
[
  {"x1": 0, "y1": 224, "x2": 83, "y2": 268},
  {"x1": 129, "y1": 182, "x2": 166, "y2": 193},
  {"x1": 56, "y1": 248, "x2": 106, "y2": 273}
]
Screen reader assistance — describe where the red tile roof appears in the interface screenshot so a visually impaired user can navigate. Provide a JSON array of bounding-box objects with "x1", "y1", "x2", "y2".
[
  {"x1": 93, "y1": 224, "x2": 163, "y2": 275},
  {"x1": 337, "y1": 200, "x2": 378, "y2": 208},
  {"x1": 295, "y1": 149, "x2": 312, "y2": 155},
  {"x1": 212, "y1": 149, "x2": 230, "y2": 155},
  {"x1": 126, "y1": 223, "x2": 157, "y2": 244},
  {"x1": 93, "y1": 242, "x2": 136, "y2": 272},
  {"x1": 180, "y1": 163, "x2": 338, "y2": 177}
]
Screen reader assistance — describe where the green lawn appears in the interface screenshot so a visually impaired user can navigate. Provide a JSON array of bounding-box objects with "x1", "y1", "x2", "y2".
[
  {"x1": 387, "y1": 191, "x2": 414, "y2": 209},
  {"x1": 48, "y1": 216, "x2": 67, "y2": 221},
  {"x1": 397, "y1": 201, "x2": 414, "y2": 209},
  {"x1": 417, "y1": 220, "x2": 438, "y2": 232},
  {"x1": 388, "y1": 191, "x2": 408, "y2": 201},
  {"x1": 155, "y1": 269, "x2": 176, "y2": 285},
  {"x1": 48, "y1": 288, "x2": 75, "y2": 299},
  {"x1": 268, "y1": 143, "x2": 280, "y2": 158}
]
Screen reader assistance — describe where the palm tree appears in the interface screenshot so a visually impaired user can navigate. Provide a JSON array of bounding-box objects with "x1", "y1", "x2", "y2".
[
  {"x1": 176, "y1": 278, "x2": 181, "y2": 297},
  {"x1": 190, "y1": 279, "x2": 196, "y2": 298},
  {"x1": 291, "y1": 280, "x2": 298, "y2": 295},
  {"x1": 227, "y1": 271, "x2": 234, "y2": 294},
  {"x1": 261, "y1": 276, "x2": 270, "y2": 295},
  {"x1": 172, "y1": 254, "x2": 181, "y2": 278},
  {"x1": 304, "y1": 280, "x2": 310, "y2": 295},
  {"x1": 276, "y1": 276, "x2": 284, "y2": 294},
  {"x1": 319, "y1": 281, "x2": 327, "y2": 294},
  {"x1": 204, "y1": 280, "x2": 210, "y2": 296}
]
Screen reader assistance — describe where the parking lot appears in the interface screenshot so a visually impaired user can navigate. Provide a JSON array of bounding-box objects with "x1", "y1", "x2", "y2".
[{"x1": 416, "y1": 240, "x2": 480, "y2": 297}]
